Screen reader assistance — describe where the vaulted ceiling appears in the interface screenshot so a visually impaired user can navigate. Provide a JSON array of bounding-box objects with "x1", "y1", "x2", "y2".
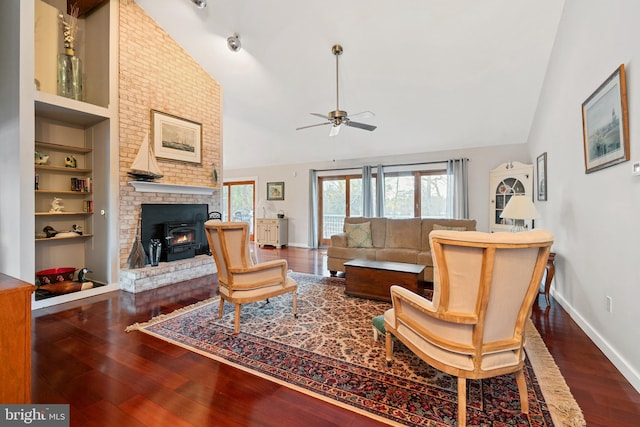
[{"x1": 136, "y1": 0, "x2": 564, "y2": 169}]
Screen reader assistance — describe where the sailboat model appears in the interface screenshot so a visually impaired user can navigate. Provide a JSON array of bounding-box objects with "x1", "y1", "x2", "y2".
[{"x1": 128, "y1": 133, "x2": 164, "y2": 181}]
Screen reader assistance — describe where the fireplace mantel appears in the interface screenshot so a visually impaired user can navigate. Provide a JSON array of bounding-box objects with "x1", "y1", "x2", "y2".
[{"x1": 129, "y1": 181, "x2": 216, "y2": 195}]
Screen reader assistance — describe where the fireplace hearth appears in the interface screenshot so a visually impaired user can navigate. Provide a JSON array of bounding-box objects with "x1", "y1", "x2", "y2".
[{"x1": 141, "y1": 204, "x2": 209, "y2": 263}]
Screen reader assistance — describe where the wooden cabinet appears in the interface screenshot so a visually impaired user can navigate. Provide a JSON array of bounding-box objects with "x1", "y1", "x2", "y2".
[
  {"x1": 0, "y1": 274, "x2": 36, "y2": 403},
  {"x1": 489, "y1": 161, "x2": 534, "y2": 233},
  {"x1": 256, "y1": 218, "x2": 288, "y2": 248}
]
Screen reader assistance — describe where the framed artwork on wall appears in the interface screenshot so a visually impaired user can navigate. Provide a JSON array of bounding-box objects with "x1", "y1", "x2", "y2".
[
  {"x1": 267, "y1": 182, "x2": 285, "y2": 201},
  {"x1": 581, "y1": 64, "x2": 629, "y2": 174},
  {"x1": 152, "y1": 110, "x2": 202, "y2": 164},
  {"x1": 537, "y1": 152, "x2": 547, "y2": 201}
]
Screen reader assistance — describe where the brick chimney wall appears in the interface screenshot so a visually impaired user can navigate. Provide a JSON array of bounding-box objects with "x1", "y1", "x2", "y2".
[{"x1": 118, "y1": 2, "x2": 222, "y2": 267}]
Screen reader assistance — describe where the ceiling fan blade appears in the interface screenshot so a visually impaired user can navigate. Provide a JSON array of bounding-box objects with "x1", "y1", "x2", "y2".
[
  {"x1": 329, "y1": 124, "x2": 341, "y2": 137},
  {"x1": 348, "y1": 111, "x2": 375, "y2": 120},
  {"x1": 345, "y1": 121, "x2": 377, "y2": 131},
  {"x1": 296, "y1": 122, "x2": 332, "y2": 131},
  {"x1": 310, "y1": 113, "x2": 329, "y2": 120}
]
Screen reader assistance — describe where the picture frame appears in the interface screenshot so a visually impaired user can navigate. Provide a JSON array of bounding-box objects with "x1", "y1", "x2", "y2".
[
  {"x1": 267, "y1": 182, "x2": 285, "y2": 201},
  {"x1": 581, "y1": 64, "x2": 629, "y2": 174},
  {"x1": 537, "y1": 152, "x2": 547, "y2": 201},
  {"x1": 152, "y1": 110, "x2": 202, "y2": 164}
]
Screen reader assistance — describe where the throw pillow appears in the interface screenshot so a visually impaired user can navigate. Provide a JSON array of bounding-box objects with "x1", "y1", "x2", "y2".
[
  {"x1": 345, "y1": 222, "x2": 373, "y2": 248},
  {"x1": 433, "y1": 224, "x2": 467, "y2": 231}
]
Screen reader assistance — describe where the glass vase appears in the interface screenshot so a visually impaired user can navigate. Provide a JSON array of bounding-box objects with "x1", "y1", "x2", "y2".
[{"x1": 57, "y1": 53, "x2": 83, "y2": 101}]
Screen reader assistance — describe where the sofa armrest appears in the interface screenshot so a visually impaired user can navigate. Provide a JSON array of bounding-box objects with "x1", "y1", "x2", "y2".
[{"x1": 330, "y1": 233, "x2": 348, "y2": 247}]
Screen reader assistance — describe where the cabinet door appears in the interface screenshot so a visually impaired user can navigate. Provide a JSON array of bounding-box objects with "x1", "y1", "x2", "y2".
[
  {"x1": 489, "y1": 162, "x2": 533, "y2": 233},
  {"x1": 256, "y1": 220, "x2": 269, "y2": 245}
]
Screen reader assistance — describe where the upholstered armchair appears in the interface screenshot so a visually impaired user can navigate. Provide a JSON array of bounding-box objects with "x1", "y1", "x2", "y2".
[
  {"x1": 204, "y1": 220, "x2": 297, "y2": 334},
  {"x1": 384, "y1": 229, "x2": 553, "y2": 427}
]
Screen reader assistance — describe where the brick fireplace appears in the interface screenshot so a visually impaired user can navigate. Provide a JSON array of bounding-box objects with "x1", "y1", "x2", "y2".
[{"x1": 119, "y1": 189, "x2": 220, "y2": 294}]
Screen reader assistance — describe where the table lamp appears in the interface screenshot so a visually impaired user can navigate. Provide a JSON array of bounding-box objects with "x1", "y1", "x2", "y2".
[{"x1": 500, "y1": 195, "x2": 539, "y2": 232}]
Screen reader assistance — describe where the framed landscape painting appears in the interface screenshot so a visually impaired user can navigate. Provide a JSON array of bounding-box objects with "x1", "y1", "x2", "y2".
[
  {"x1": 152, "y1": 110, "x2": 202, "y2": 164},
  {"x1": 267, "y1": 182, "x2": 285, "y2": 201},
  {"x1": 581, "y1": 64, "x2": 629, "y2": 174}
]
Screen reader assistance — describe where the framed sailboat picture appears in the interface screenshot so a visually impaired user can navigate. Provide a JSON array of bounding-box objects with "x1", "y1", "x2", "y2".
[{"x1": 152, "y1": 110, "x2": 202, "y2": 164}]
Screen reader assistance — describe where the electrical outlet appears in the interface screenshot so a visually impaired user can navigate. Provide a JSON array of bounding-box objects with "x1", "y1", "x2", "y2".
[{"x1": 606, "y1": 296, "x2": 613, "y2": 313}]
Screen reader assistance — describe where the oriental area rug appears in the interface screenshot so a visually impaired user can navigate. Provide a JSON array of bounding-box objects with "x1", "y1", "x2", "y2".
[{"x1": 126, "y1": 272, "x2": 585, "y2": 426}]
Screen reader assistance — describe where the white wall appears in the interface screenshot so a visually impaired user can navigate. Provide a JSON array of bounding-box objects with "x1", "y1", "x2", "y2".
[
  {"x1": 0, "y1": 1, "x2": 35, "y2": 281},
  {"x1": 225, "y1": 143, "x2": 530, "y2": 247},
  {"x1": 528, "y1": 0, "x2": 640, "y2": 391}
]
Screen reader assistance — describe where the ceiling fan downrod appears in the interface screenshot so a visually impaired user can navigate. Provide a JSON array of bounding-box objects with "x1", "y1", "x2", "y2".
[{"x1": 332, "y1": 44, "x2": 346, "y2": 124}]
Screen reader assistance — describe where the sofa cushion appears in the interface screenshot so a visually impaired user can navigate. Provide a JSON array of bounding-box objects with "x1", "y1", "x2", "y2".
[
  {"x1": 421, "y1": 219, "x2": 477, "y2": 250},
  {"x1": 344, "y1": 217, "x2": 387, "y2": 247},
  {"x1": 375, "y1": 248, "x2": 419, "y2": 264},
  {"x1": 433, "y1": 223, "x2": 468, "y2": 231},
  {"x1": 385, "y1": 218, "x2": 422, "y2": 249},
  {"x1": 326, "y1": 246, "x2": 377, "y2": 261},
  {"x1": 345, "y1": 222, "x2": 373, "y2": 248}
]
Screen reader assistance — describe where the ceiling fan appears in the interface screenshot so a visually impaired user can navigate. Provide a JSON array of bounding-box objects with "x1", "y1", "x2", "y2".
[{"x1": 296, "y1": 44, "x2": 377, "y2": 137}]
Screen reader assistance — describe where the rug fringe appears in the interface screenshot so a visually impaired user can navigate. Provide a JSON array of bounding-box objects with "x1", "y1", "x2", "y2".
[
  {"x1": 525, "y1": 320, "x2": 586, "y2": 426},
  {"x1": 125, "y1": 296, "x2": 220, "y2": 333}
]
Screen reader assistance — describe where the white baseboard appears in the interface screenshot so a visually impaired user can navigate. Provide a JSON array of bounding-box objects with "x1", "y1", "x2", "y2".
[{"x1": 553, "y1": 291, "x2": 640, "y2": 393}]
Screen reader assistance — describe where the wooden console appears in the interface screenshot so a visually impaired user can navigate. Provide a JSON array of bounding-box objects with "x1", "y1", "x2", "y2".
[{"x1": 0, "y1": 274, "x2": 36, "y2": 403}]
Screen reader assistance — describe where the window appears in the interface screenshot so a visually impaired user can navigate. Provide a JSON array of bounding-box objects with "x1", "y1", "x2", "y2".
[
  {"x1": 316, "y1": 165, "x2": 447, "y2": 244},
  {"x1": 384, "y1": 170, "x2": 448, "y2": 218},
  {"x1": 222, "y1": 181, "x2": 255, "y2": 237}
]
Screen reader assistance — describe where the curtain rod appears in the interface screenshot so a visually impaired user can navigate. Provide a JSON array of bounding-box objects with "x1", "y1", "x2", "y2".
[{"x1": 312, "y1": 158, "x2": 468, "y2": 173}]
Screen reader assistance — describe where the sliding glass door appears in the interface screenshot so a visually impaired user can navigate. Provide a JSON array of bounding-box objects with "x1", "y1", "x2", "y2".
[{"x1": 318, "y1": 175, "x2": 363, "y2": 245}]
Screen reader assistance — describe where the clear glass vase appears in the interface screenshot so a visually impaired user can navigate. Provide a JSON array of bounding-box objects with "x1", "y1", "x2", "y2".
[{"x1": 57, "y1": 53, "x2": 83, "y2": 101}]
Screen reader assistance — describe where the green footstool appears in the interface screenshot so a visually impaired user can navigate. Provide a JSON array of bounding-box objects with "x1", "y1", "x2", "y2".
[{"x1": 372, "y1": 314, "x2": 386, "y2": 341}]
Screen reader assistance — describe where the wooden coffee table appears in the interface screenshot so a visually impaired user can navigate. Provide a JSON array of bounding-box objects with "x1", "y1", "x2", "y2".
[{"x1": 343, "y1": 259, "x2": 425, "y2": 302}]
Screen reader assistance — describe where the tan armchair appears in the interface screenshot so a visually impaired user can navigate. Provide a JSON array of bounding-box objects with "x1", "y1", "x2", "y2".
[
  {"x1": 384, "y1": 229, "x2": 553, "y2": 427},
  {"x1": 204, "y1": 221, "x2": 297, "y2": 334}
]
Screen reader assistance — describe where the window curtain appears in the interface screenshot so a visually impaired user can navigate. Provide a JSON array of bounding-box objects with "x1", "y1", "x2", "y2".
[
  {"x1": 446, "y1": 158, "x2": 469, "y2": 219},
  {"x1": 308, "y1": 169, "x2": 319, "y2": 248},
  {"x1": 375, "y1": 164, "x2": 385, "y2": 217},
  {"x1": 362, "y1": 165, "x2": 374, "y2": 217}
]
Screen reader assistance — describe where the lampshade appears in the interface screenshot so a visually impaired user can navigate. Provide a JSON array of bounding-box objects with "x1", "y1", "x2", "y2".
[{"x1": 500, "y1": 195, "x2": 538, "y2": 232}]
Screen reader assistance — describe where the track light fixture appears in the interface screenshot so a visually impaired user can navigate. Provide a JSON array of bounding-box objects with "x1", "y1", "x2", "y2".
[
  {"x1": 227, "y1": 33, "x2": 241, "y2": 52},
  {"x1": 191, "y1": 0, "x2": 207, "y2": 8}
]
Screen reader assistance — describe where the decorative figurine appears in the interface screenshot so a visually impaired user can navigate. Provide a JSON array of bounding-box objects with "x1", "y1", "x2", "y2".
[
  {"x1": 50, "y1": 197, "x2": 64, "y2": 213},
  {"x1": 65, "y1": 155, "x2": 77, "y2": 168},
  {"x1": 35, "y1": 151, "x2": 49, "y2": 165},
  {"x1": 77, "y1": 267, "x2": 91, "y2": 282}
]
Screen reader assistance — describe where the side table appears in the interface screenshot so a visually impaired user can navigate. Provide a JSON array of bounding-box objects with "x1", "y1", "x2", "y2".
[{"x1": 539, "y1": 252, "x2": 555, "y2": 306}]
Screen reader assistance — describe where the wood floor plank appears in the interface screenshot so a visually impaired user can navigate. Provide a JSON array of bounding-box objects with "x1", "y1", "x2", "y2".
[{"x1": 30, "y1": 247, "x2": 639, "y2": 426}]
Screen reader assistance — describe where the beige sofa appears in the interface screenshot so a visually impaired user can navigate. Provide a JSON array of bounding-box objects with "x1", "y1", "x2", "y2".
[{"x1": 326, "y1": 217, "x2": 477, "y2": 282}]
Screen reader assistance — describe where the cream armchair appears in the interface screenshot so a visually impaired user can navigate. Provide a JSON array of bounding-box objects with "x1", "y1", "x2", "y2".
[
  {"x1": 204, "y1": 221, "x2": 297, "y2": 334},
  {"x1": 384, "y1": 229, "x2": 553, "y2": 427}
]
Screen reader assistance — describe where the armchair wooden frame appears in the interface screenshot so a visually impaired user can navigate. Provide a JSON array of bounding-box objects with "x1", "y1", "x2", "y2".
[
  {"x1": 204, "y1": 221, "x2": 297, "y2": 334},
  {"x1": 384, "y1": 230, "x2": 553, "y2": 426}
]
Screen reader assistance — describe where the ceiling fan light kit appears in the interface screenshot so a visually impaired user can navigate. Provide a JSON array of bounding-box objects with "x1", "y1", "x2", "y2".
[{"x1": 296, "y1": 44, "x2": 376, "y2": 136}]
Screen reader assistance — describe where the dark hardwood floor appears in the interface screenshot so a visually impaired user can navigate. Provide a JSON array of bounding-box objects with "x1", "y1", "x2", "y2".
[{"x1": 32, "y1": 247, "x2": 639, "y2": 426}]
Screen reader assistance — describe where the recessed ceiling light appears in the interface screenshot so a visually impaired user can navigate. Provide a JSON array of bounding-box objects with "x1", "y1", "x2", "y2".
[
  {"x1": 191, "y1": 0, "x2": 207, "y2": 8},
  {"x1": 227, "y1": 33, "x2": 241, "y2": 52}
]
